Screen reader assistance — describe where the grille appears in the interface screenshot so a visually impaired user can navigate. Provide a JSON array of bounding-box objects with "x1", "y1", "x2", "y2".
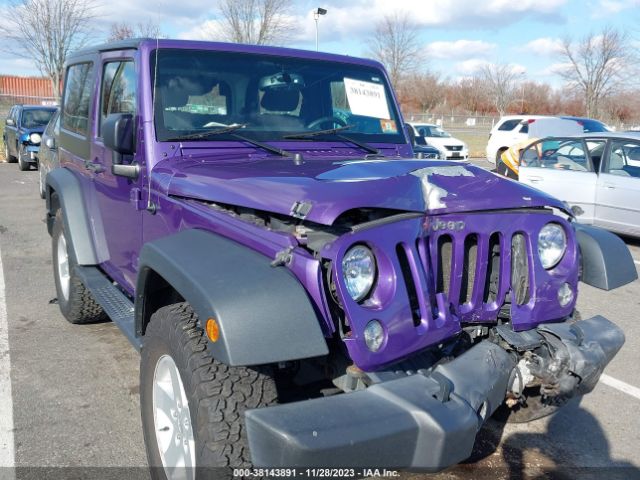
[
  {"x1": 411, "y1": 228, "x2": 532, "y2": 322},
  {"x1": 445, "y1": 145, "x2": 463, "y2": 151}
]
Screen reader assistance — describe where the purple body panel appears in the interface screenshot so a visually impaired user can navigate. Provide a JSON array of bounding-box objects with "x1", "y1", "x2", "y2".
[
  {"x1": 61, "y1": 39, "x2": 580, "y2": 371},
  {"x1": 160, "y1": 156, "x2": 567, "y2": 225}
]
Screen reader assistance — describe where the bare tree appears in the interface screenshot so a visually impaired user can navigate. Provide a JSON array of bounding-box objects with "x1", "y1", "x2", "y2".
[
  {"x1": 368, "y1": 12, "x2": 422, "y2": 88},
  {"x1": 212, "y1": 0, "x2": 293, "y2": 45},
  {"x1": 557, "y1": 27, "x2": 632, "y2": 118},
  {"x1": 0, "y1": 0, "x2": 96, "y2": 100},
  {"x1": 400, "y1": 72, "x2": 445, "y2": 113},
  {"x1": 108, "y1": 20, "x2": 163, "y2": 41},
  {"x1": 480, "y1": 63, "x2": 520, "y2": 116},
  {"x1": 449, "y1": 76, "x2": 489, "y2": 115}
]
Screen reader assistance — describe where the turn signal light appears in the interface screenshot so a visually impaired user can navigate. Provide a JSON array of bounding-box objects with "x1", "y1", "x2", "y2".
[{"x1": 206, "y1": 318, "x2": 220, "y2": 342}]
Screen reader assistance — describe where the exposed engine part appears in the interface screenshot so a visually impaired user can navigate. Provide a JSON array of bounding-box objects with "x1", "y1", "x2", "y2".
[
  {"x1": 507, "y1": 358, "x2": 536, "y2": 396},
  {"x1": 333, "y1": 365, "x2": 371, "y2": 392}
]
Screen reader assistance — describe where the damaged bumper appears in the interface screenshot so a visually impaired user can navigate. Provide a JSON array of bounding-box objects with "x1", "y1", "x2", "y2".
[{"x1": 245, "y1": 316, "x2": 624, "y2": 471}]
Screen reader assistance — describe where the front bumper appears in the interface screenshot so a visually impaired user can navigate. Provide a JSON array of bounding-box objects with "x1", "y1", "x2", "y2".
[
  {"x1": 246, "y1": 316, "x2": 624, "y2": 471},
  {"x1": 21, "y1": 145, "x2": 40, "y2": 163}
]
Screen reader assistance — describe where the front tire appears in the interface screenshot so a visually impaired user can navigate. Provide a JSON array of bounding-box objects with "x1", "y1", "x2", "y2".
[
  {"x1": 51, "y1": 209, "x2": 106, "y2": 324},
  {"x1": 4, "y1": 142, "x2": 17, "y2": 163},
  {"x1": 18, "y1": 145, "x2": 30, "y2": 171},
  {"x1": 140, "y1": 303, "x2": 278, "y2": 479}
]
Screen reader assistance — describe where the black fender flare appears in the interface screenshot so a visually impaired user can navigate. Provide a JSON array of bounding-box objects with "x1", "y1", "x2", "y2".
[
  {"x1": 45, "y1": 168, "x2": 99, "y2": 265},
  {"x1": 574, "y1": 224, "x2": 638, "y2": 290},
  {"x1": 136, "y1": 229, "x2": 329, "y2": 366}
]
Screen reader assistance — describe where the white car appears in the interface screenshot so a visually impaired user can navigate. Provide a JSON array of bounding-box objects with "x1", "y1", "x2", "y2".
[
  {"x1": 408, "y1": 123, "x2": 468, "y2": 161},
  {"x1": 487, "y1": 115, "x2": 612, "y2": 164},
  {"x1": 517, "y1": 133, "x2": 640, "y2": 237},
  {"x1": 486, "y1": 115, "x2": 548, "y2": 164}
]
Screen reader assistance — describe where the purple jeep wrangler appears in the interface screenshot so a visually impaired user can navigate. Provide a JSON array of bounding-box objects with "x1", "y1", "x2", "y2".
[{"x1": 45, "y1": 39, "x2": 636, "y2": 476}]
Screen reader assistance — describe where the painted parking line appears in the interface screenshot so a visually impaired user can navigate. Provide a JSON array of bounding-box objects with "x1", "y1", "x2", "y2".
[
  {"x1": 600, "y1": 374, "x2": 640, "y2": 401},
  {"x1": 0, "y1": 244, "x2": 15, "y2": 470}
]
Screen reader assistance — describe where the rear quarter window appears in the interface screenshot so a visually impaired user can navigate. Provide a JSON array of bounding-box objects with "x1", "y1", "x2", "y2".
[{"x1": 497, "y1": 119, "x2": 522, "y2": 131}]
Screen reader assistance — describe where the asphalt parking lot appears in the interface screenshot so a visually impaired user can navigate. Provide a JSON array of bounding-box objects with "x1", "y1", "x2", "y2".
[{"x1": 0, "y1": 161, "x2": 638, "y2": 479}]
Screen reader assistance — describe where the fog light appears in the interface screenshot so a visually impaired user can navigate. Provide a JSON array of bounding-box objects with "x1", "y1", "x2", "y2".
[
  {"x1": 364, "y1": 320, "x2": 385, "y2": 352},
  {"x1": 558, "y1": 283, "x2": 574, "y2": 307}
]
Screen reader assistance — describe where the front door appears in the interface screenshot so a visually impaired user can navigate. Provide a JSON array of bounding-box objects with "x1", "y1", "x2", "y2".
[
  {"x1": 91, "y1": 54, "x2": 142, "y2": 291},
  {"x1": 519, "y1": 138, "x2": 598, "y2": 223},
  {"x1": 595, "y1": 139, "x2": 640, "y2": 236}
]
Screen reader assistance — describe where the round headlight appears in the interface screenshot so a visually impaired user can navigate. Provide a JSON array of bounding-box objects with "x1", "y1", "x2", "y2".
[
  {"x1": 342, "y1": 245, "x2": 376, "y2": 302},
  {"x1": 538, "y1": 223, "x2": 566, "y2": 269},
  {"x1": 29, "y1": 133, "x2": 41, "y2": 144},
  {"x1": 364, "y1": 320, "x2": 385, "y2": 352},
  {"x1": 557, "y1": 282, "x2": 574, "y2": 307}
]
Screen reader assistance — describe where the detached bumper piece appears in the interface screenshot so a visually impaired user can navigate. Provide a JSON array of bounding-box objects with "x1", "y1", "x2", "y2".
[
  {"x1": 246, "y1": 316, "x2": 624, "y2": 471},
  {"x1": 246, "y1": 342, "x2": 515, "y2": 471}
]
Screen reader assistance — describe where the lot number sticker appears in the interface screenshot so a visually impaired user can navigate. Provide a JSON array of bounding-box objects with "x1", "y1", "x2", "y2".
[{"x1": 344, "y1": 78, "x2": 390, "y2": 119}]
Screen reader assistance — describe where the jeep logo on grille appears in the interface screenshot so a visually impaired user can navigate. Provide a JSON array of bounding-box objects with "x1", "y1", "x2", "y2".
[{"x1": 428, "y1": 219, "x2": 466, "y2": 231}]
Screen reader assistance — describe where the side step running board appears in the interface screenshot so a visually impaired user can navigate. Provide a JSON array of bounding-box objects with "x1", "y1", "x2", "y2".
[{"x1": 74, "y1": 266, "x2": 143, "y2": 351}]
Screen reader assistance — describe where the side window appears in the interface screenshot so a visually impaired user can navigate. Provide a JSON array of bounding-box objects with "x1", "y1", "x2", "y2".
[
  {"x1": 44, "y1": 112, "x2": 57, "y2": 136},
  {"x1": 522, "y1": 139, "x2": 591, "y2": 172},
  {"x1": 497, "y1": 119, "x2": 522, "y2": 131},
  {"x1": 100, "y1": 60, "x2": 137, "y2": 137},
  {"x1": 605, "y1": 140, "x2": 640, "y2": 178},
  {"x1": 62, "y1": 63, "x2": 93, "y2": 136}
]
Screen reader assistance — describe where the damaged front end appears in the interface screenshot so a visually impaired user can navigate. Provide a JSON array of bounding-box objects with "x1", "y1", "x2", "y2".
[{"x1": 246, "y1": 315, "x2": 624, "y2": 470}]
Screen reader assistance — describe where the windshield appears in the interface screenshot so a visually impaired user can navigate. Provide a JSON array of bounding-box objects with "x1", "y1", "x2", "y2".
[
  {"x1": 151, "y1": 49, "x2": 405, "y2": 144},
  {"x1": 22, "y1": 109, "x2": 55, "y2": 128},
  {"x1": 415, "y1": 125, "x2": 450, "y2": 138}
]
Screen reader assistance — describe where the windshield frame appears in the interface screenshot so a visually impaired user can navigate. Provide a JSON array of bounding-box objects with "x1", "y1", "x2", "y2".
[{"x1": 149, "y1": 48, "x2": 407, "y2": 146}]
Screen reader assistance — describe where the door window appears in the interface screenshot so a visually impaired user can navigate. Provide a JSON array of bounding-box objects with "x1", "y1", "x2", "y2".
[
  {"x1": 100, "y1": 60, "x2": 137, "y2": 137},
  {"x1": 605, "y1": 140, "x2": 640, "y2": 177},
  {"x1": 62, "y1": 63, "x2": 93, "y2": 136},
  {"x1": 520, "y1": 139, "x2": 592, "y2": 172}
]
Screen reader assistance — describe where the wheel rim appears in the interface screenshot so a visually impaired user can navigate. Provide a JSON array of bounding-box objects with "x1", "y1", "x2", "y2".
[
  {"x1": 153, "y1": 354, "x2": 196, "y2": 480},
  {"x1": 56, "y1": 233, "x2": 70, "y2": 301}
]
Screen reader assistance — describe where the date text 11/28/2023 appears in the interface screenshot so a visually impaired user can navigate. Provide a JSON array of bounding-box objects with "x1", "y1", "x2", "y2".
[{"x1": 232, "y1": 468, "x2": 400, "y2": 477}]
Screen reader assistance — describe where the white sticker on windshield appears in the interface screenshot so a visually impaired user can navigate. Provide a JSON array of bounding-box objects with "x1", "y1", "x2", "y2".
[{"x1": 344, "y1": 77, "x2": 390, "y2": 119}]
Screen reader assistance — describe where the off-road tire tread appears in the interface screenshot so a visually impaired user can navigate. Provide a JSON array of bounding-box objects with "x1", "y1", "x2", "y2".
[
  {"x1": 52, "y1": 210, "x2": 106, "y2": 324},
  {"x1": 143, "y1": 302, "x2": 278, "y2": 473}
]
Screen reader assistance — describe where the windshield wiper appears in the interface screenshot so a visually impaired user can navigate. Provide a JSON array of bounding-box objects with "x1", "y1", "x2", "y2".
[
  {"x1": 166, "y1": 123, "x2": 249, "y2": 141},
  {"x1": 284, "y1": 126, "x2": 380, "y2": 155},
  {"x1": 283, "y1": 125, "x2": 353, "y2": 139},
  {"x1": 168, "y1": 123, "x2": 290, "y2": 157}
]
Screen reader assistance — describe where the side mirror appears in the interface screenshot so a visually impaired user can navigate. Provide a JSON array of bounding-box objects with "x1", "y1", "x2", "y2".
[
  {"x1": 45, "y1": 137, "x2": 56, "y2": 149},
  {"x1": 6, "y1": 119, "x2": 14, "y2": 126},
  {"x1": 103, "y1": 113, "x2": 135, "y2": 162},
  {"x1": 404, "y1": 123, "x2": 416, "y2": 145}
]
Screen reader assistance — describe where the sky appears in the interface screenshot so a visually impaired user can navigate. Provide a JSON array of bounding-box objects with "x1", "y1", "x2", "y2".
[{"x1": 0, "y1": 0, "x2": 639, "y2": 87}]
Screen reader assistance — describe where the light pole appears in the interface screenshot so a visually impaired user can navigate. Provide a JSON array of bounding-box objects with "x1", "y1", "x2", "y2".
[
  {"x1": 520, "y1": 71, "x2": 525, "y2": 113},
  {"x1": 314, "y1": 7, "x2": 327, "y2": 52}
]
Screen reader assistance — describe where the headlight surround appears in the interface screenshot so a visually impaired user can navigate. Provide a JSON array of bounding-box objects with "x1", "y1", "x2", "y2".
[
  {"x1": 538, "y1": 223, "x2": 567, "y2": 269},
  {"x1": 341, "y1": 245, "x2": 376, "y2": 302},
  {"x1": 29, "y1": 133, "x2": 41, "y2": 144}
]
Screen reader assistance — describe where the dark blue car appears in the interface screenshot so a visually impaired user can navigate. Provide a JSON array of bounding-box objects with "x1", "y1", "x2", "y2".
[{"x1": 3, "y1": 104, "x2": 57, "y2": 171}]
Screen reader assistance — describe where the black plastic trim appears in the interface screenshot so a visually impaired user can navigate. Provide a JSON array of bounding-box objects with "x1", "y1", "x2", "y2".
[
  {"x1": 574, "y1": 224, "x2": 638, "y2": 290},
  {"x1": 136, "y1": 229, "x2": 328, "y2": 366},
  {"x1": 45, "y1": 168, "x2": 99, "y2": 265}
]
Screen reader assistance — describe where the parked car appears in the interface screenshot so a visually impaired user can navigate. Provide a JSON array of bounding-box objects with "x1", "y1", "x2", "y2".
[
  {"x1": 515, "y1": 132, "x2": 640, "y2": 237},
  {"x1": 45, "y1": 38, "x2": 635, "y2": 475},
  {"x1": 496, "y1": 118, "x2": 583, "y2": 179},
  {"x1": 38, "y1": 109, "x2": 60, "y2": 198},
  {"x1": 486, "y1": 115, "x2": 611, "y2": 164},
  {"x1": 3, "y1": 104, "x2": 57, "y2": 170},
  {"x1": 405, "y1": 122, "x2": 442, "y2": 159},
  {"x1": 408, "y1": 122, "x2": 469, "y2": 160}
]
